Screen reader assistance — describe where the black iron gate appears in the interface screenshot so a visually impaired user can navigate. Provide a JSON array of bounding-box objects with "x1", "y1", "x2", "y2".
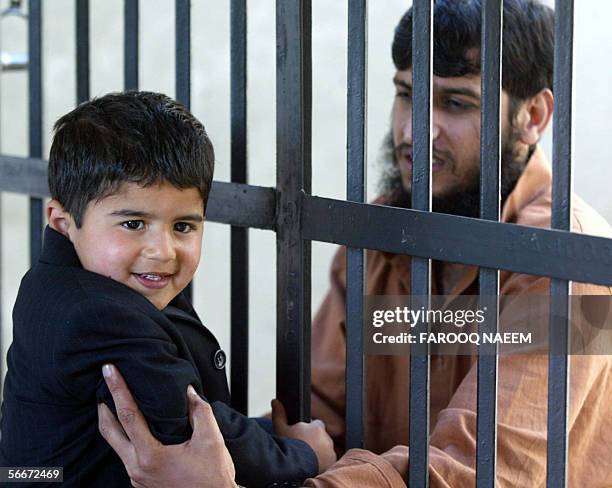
[{"x1": 0, "y1": 1, "x2": 610, "y2": 487}]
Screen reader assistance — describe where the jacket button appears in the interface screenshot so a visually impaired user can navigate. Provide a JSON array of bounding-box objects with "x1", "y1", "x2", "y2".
[{"x1": 213, "y1": 349, "x2": 226, "y2": 370}]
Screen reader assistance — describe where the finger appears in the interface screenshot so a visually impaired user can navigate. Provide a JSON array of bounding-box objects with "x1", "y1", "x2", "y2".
[
  {"x1": 311, "y1": 419, "x2": 325, "y2": 429},
  {"x1": 102, "y1": 364, "x2": 159, "y2": 451},
  {"x1": 271, "y1": 399, "x2": 288, "y2": 433},
  {"x1": 98, "y1": 403, "x2": 134, "y2": 466},
  {"x1": 187, "y1": 386, "x2": 225, "y2": 446}
]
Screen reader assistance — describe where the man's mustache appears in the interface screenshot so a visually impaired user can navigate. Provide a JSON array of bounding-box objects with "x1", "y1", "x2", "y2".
[{"x1": 393, "y1": 142, "x2": 454, "y2": 167}]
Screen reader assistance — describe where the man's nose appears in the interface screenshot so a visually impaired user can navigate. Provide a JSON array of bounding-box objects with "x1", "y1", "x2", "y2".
[
  {"x1": 432, "y1": 113, "x2": 441, "y2": 141},
  {"x1": 401, "y1": 114, "x2": 413, "y2": 145},
  {"x1": 402, "y1": 111, "x2": 442, "y2": 143},
  {"x1": 144, "y1": 231, "x2": 176, "y2": 261}
]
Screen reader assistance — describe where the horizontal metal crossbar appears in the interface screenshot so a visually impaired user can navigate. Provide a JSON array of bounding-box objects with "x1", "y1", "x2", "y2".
[
  {"x1": 302, "y1": 194, "x2": 612, "y2": 287},
  {"x1": 4, "y1": 155, "x2": 612, "y2": 286},
  {"x1": 0, "y1": 155, "x2": 48, "y2": 198},
  {"x1": 0, "y1": 156, "x2": 276, "y2": 231},
  {"x1": 207, "y1": 181, "x2": 276, "y2": 230}
]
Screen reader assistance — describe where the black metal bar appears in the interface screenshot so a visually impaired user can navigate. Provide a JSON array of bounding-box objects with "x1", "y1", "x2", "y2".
[
  {"x1": 476, "y1": 1, "x2": 502, "y2": 486},
  {"x1": 276, "y1": 0, "x2": 312, "y2": 424},
  {"x1": 124, "y1": 0, "x2": 139, "y2": 90},
  {"x1": 229, "y1": 0, "x2": 249, "y2": 416},
  {"x1": 175, "y1": 0, "x2": 191, "y2": 300},
  {"x1": 409, "y1": 1, "x2": 432, "y2": 486},
  {"x1": 301, "y1": 195, "x2": 612, "y2": 287},
  {"x1": 28, "y1": 0, "x2": 43, "y2": 266},
  {"x1": 175, "y1": 0, "x2": 192, "y2": 317},
  {"x1": 0, "y1": 156, "x2": 49, "y2": 197},
  {"x1": 0, "y1": 155, "x2": 277, "y2": 230},
  {"x1": 76, "y1": 0, "x2": 89, "y2": 104},
  {"x1": 344, "y1": 0, "x2": 367, "y2": 451},
  {"x1": 0, "y1": 202, "x2": 1, "y2": 403},
  {"x1": 175, "y1": 0, "x2": 191, "y2": 108},
  {"x1": 547, "y1": 1, "x2": 574, "y2": 486},
  {"x1": 208, "y1": 182, "x2": 275, "y2": 230}
]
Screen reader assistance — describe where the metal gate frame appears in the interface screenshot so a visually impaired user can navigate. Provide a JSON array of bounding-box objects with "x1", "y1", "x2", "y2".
[{"x1": 1, "y1": 1, "x2": 610, "y2": 487}]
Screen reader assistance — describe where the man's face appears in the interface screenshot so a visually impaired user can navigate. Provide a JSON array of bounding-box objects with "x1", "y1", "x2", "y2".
[
  {"x1": 392, "y1": 68, "x2": 516, "y2": 201},
  {"x1": 67, "y1": 182, "x2": 204, "y2": 310}
]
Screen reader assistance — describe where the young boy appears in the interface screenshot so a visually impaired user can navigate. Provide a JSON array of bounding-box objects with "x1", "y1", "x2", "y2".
[{"x1": 0, "y1": 92, "x2": 334, "y2": 487}]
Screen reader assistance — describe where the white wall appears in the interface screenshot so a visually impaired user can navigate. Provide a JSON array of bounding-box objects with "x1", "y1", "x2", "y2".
[{"x1": 1, "y1": 0, "x2": 610, "y2": 415}]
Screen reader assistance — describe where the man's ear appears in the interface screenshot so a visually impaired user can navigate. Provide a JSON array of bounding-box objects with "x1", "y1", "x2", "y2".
[
  {"x1": 47, "y1": 200, "x2": 73, "y2": 237},
  {"x1": 515, "y1": 88, "x2": 554, "y2": 146}
]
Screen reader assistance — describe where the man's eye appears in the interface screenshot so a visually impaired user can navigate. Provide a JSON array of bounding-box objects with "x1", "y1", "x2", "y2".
[
  {"x1": 174, "y1": 222, "x2": 195, "y2": 233},
  {"x1": 396, "y1": 91, "x2": 412, "y2": 101},
  {"x1": 446, "y1": 98, "x2": 470, "y2": 110},
  {"x1": 121, "y1": 220, "x2": 144, "y2": 230}
]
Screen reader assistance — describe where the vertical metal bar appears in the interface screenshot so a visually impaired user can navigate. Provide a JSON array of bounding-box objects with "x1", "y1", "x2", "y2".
[
  {"x1": 0, "y1": 20, "x2": 2, "y2": 405},
  {"x1": 76, "y1": 0, "x2": 89, "y2": 104},
  {"x1": 28, "y1": 0, "x2": 43, "y2": 266},
  {"x1": 175, "y1": 0, "x2": 191, "y2": 109},
  {"x1": 344, "y1": 0, "x2": 367, "y2": 451},
  {"x1": 409, "y1": 1, "x2": 432, "y2": 486},
  {"x1": 230, "y1": 0, "x2": 249, "y2": 416},
  {"x1": 476, "y1": 1, "x2": 502, "y2": 486},
  {"x1": 0, "y1": 23, "x2": 2, "y2": 406},
  {"x1": 0, "y1": 193, "x2": 2, "y2": 403},
  {"x1": 124, "y1": 0, "x2": 139, "y2": 90},
  {"x1": 175, "y1": 0, "x2": 192, "y2": 301},
  {"x1": 276, "y1": 0, "x2": 312, "y2": 424},
  {"x1": 547, "y1": 1, "x2": 574, "y2": 486}
]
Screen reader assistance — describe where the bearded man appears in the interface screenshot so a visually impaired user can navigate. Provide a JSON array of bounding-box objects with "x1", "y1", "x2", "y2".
[{"x1": 309, "y1": 0, "x2": 612, "y2": 486}]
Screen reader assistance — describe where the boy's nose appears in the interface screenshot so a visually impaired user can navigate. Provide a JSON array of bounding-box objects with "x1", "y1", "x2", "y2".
[{"x1": 144, "y1": 232, "x2": 177, "y2": 262}]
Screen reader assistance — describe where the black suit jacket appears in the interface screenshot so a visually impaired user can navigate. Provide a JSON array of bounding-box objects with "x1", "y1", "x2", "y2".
[{"x1": 0, "y1": 227, "x2": 316, "y2": 487}]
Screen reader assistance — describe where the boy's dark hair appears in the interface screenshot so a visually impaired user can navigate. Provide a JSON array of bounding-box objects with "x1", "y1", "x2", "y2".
[
  {"x1": 392, "y1": 0, "x2": 554, "y2": 101},
  {"x1": 49, "y1": 91, "x2": 215, "y2": 227}
]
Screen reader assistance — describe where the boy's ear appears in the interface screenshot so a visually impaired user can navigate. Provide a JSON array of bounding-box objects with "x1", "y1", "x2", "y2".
[
  {"x1": 514, "y1": 88, "x2": 554, "y2": 146},
  {"x1": 47, "y1": 200, "x2": 73, "y2": 237}
]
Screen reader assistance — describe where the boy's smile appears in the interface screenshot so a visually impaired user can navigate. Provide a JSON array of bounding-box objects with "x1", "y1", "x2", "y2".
[{"x1": 49, "y1": 182, "x2": 204, "y2": 310}]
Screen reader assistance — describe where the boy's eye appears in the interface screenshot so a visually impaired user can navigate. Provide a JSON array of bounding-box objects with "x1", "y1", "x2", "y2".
[
  {"x1": 174, "y1": 222, "x2": 195, "y2": 233},
  {"x1": 121, "y1": 220, "x2": 144, "y2": 230}
]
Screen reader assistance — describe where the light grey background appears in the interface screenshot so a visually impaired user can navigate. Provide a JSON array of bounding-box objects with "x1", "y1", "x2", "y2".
[{"x1": 1, "y1": 0, "x2": 610, "y2": 415}]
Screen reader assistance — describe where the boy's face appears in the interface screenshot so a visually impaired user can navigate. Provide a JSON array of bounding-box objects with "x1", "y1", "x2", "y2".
[{"x1": 64, "y1": 182, "x2": 204, "y2": 310}]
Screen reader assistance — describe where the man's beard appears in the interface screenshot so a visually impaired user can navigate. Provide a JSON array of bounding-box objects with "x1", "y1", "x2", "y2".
[{"x1": 379, "y1": 128, "x2": 531, "y2": 217}]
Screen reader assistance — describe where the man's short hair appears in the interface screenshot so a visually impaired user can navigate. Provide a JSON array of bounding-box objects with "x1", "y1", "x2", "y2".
[
  {"x1": 392, "y1": 0, "x2": 554, "y2": 101},
  {"x1": 48, "y1": 91, "x2": 215, "y2": 227}
]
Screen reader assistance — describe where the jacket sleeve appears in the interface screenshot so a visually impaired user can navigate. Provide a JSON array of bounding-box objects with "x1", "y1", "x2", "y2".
[
  {"x1": 426, "y1": 355, "x2": 611, "y2": 487},
  {"x1": 54, "y1": 297, "x2": 318, "y2": 488},
  {"x1": 303, "y1": 449, "x2": 406, "y2": 488},
  {"x1": 211, "y1": 402, "x2": 318, "y2": 488},
  {"x1": 422, "y1": 276, "x2": 612, "y2": 487},
  {"x1": 54, "y1": 297, "x2": 199, "y2": 444}
]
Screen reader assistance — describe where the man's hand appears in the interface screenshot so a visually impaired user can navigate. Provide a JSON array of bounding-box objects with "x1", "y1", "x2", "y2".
[
  {"x1": 271, "y1": 399, "x2": 337, "y2": 474},
  {"x1": 97, "y1": 364, "x2": 237, "y2": 488},
  {"x1": 380, "y1": 445, "x2": 409, "y2": 477}
]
